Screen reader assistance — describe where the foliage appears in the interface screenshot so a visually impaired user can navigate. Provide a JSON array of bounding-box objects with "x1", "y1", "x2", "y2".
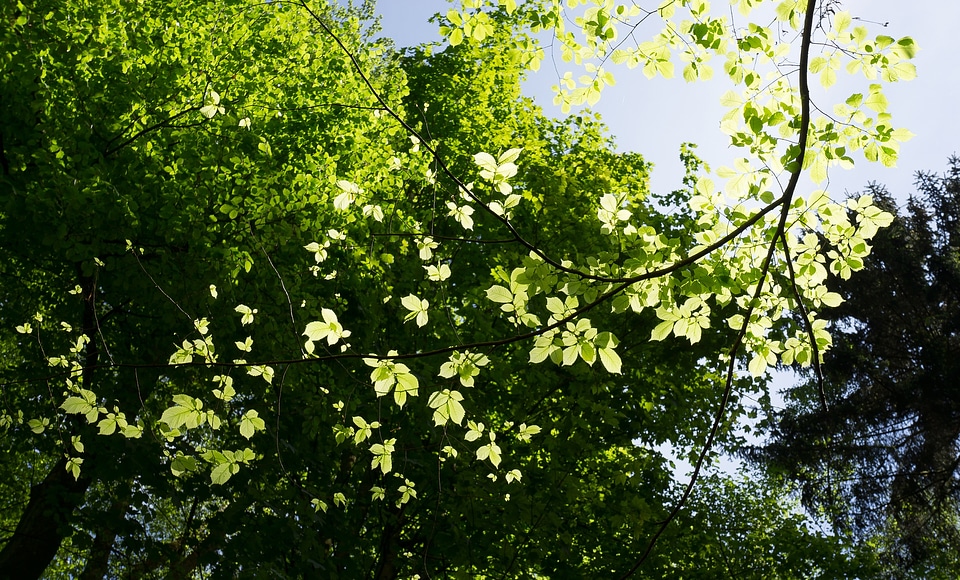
[
  {"x1": 0, "y1": 0, "x2": 416, "y2": 576},
  {"x1": 750, "y1": 157, "x2": 960, "y2": 578},
  {"x1": 0, "y1": 0, "x2": 917, "y2": 577},
  {"x1": 644, "y1": 472, "x2": 883, "y2": 578}
]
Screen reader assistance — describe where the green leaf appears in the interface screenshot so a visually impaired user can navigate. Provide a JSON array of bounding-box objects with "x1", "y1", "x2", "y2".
[
  {"x1": 895, "y1": 36, "x2": 918, "y2": 58},
  {"x1": 428, "y1": 389, "x2": 466, "y2": 426},
  {"x1": 61, "y1": 396, "x2": 94, "y2": 416},
  {"x1": 598, "y1": 347, "x2": 622, "y2": 374},
  {"x1": 171, "y1": 454, "x2": 198, "y2": 477},
  {"x1": 97, "y1": 417, "x2": 117, "y2": 435},
  {"x1": 239, "y1": 410, "x2": 265, "y2": 439},
  {"x1": 394, "y1": 372, "x2": 420, "y2": 407},
  {"x1": 161, "y1": 396, "x2": 202, "y2": 431},
  {"x1": 485, "y1": 285, "x2": 513, "y2": 303},
  {"x1": 748, "y1": 353, "x2": 768, "y2": 377},
  {"x1": 579, "y1": 341, "x2": 596, "y2": 365},
  {"x1": 864, "y1": 90, "x2": 888, "y2": 113},
  {"x1": 651, "y1": 320, "x2": 674, "y2": 341},
  {"x1": 821, "y1": 292, "x2": 843, "y2": 308},
  {"x1": 210, "y1": 462, "x2": 237, "y2": 485}
]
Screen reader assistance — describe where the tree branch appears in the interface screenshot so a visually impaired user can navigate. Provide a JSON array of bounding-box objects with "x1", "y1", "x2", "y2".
[{"x1": 619, "y1": 0, "x2": 818, "y2": 574}]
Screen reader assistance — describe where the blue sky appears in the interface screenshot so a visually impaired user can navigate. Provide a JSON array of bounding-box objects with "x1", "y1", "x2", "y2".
[{"x1": 374, "y1": 1, "x2": 959, "y2": 202}]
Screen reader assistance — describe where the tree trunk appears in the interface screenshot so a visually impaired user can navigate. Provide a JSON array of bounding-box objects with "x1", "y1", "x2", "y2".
[
  {"x1": 373, "y1": 508, "x2": 406, "y2": 580},
  {"x1": 0, "y1": 272, "x2": 101, "y2": 579},
  {"x1": 0, "y1": 458, "x2": 91, "y2": 580}
]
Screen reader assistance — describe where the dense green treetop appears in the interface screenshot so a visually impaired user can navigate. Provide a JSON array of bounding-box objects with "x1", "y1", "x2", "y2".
[{"x1": 0, "y1": 0, "x2": 918, "y2": 577}]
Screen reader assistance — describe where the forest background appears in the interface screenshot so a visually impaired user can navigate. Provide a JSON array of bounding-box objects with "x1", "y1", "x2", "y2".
[{"x1": 0, "y1": 0, "x2": 955, "y2": 578}]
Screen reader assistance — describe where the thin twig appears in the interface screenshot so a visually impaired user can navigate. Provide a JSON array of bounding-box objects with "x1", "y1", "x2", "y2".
[
  {"x1": 778, "y1": 229, "x2": 828, "y2": 411},
  {"x1": 619, "y1": 0, "x2": 817, "y2": 575}
]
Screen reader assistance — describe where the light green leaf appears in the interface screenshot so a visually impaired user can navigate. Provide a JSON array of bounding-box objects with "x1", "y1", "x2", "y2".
[
  {"x1": 477, "y1": 440, "x2": 502, "y2": 468},
  {"x1": 428, "y1": 389, "x2": 466, "y2": 426},
  {"x1": 748, "y1": 353, "x2": 768, "y2": 377},
  {"x1": 61, "y1": 396, "x2": 96, "y2": 418},
  {"x1": 247, "y1": 365, "x2": 274, "y2": 384},
  {"x1": 394, "y1": 372, "x2": 420, "y2": 407},
  {"x1": 485, "y1": 285, "x2": 513, "y2": 304},
  {"x1": 473, "y1": 152, "x2": 497, "y2": 172},
  {"x1": 497, "y1": 148, "x2": 523, "y2": 164},
  {"x1": 121, "y1": 424, "x2": 143, "y2": 439},
  {"x1": 97, "y1": 417, "x2": 117, "y2": 435},
  {"x1": 517, "y1": 423, "x2": 541, "y2": 442},
  {"x1": 891, "y1": 128, "x2": 915, "y2": 142},
  {"x1": 235, "y1": 304, "x2": 258, "y2": 325},
  {"x1": 864, "y1": 90, "x2": 888, "y2": 113},
  {"x1": 651, "y1": 320, "x2": 674, "y2": 341},
  {"x1": 821, "y1": 292, "x2": 843, "y2": 308},
  {"x1": 529, "y1": 342, "x2": 554, "y2": 364},
  {"x1": 161, "y1": 396, "x2": 202, "y2": 431},
  {"x1": 210, "y1": 462, "x2": 237, "y2": 485},
  {"x1": 371, "y1": 438, "x2": 396, "y2": 474},
  {"x1": 239, "y1": 410, "x2": 265, "y2": 439},
  {"x1": 561, "y1": 344, "x2": 579, "y2": 366},
  {"x1": 66, "y1": 456, "x2": 83, "y2": 480},
  {"x1": 598, "y1": 347, "x2": 622, "y2": 374}
]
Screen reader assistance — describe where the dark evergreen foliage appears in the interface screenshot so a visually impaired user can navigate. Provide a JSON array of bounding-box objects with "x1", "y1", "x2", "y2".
[{"x1": 752, "y1": 156, "x2": 960, "y2": 577}]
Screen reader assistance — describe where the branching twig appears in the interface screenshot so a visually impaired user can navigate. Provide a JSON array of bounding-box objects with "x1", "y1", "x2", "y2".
[
  {"x1": 778, "y1": 229, "x2": 828, "y2": 411},
  {"x1": 619, "y1": 0, "x2": 817, "y2": 575},
  {"x1": 103, "y1": 106, "x2": 203, "y2": 157}
]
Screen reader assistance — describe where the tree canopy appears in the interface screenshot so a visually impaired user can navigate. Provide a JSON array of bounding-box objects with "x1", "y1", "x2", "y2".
[
  {"x1": 0, "y1": 0, "x2": 919, "y2": 577},
  {"x1": 751, "y1": 156, "x2": 960, "y2": 578}
]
